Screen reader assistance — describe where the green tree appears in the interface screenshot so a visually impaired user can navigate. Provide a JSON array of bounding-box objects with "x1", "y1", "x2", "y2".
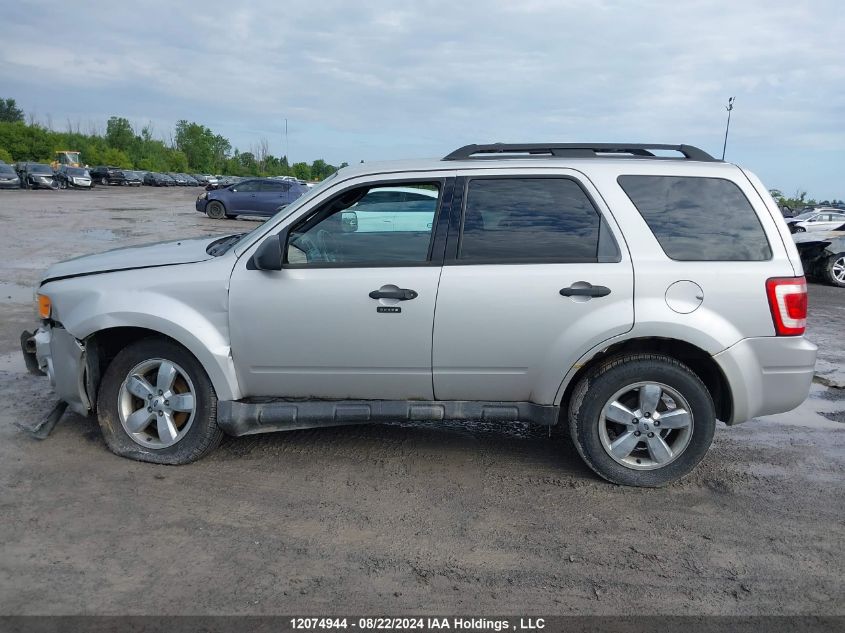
[
  {"x1": 292, "y1": 161, "x2": 311, "y2": 180},
  {"x1": 101, "y1": 147, "x2": 132, "y2": 168},
  {"x1": 105, "y1": 116, "x2": 134, "y2": 152},
  {"x1": 0, "y1": 147, "x2": 12, "y2": 162},
  {"x1": 0, "y1": 98, "x2": 24, "y2": 123}
]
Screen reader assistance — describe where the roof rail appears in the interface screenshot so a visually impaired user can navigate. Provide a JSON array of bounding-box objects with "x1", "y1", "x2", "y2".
[{"x1": 442, "y1": 143, "x2": 717, "y2": 162}]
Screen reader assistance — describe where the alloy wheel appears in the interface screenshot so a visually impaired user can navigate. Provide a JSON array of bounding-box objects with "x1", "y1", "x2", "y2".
[
  {"x1": 117, "y1": 358, "x2": 196, "y2": 449},
  {"x1": 598, "y1": 381, "x2": 694, "y2": 470}
]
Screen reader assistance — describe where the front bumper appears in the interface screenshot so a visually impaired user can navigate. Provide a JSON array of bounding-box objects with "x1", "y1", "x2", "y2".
[
  {"x1": 0, "y1": 179, "x2": 20, "y2": 189},
  {"x1": 713, "y1": 336, "x2": 817, "y2": 424},
  {"x1": 21, "y1": 326, "x2": 90, "y2": 416},
  {"x1": 195, "y1": 197, "x2": 208, "y2": 213}
]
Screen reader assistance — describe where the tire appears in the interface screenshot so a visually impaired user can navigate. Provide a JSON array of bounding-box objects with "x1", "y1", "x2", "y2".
[
  {"x1": 59, "y1": 180, "x2": 67, "y2": 190},
  {"x1": 793, "y1": 226, "x2": 806, "y2": 233},
  {"x1": 100, "y1": 176, "x2": 108, "y2": 186},
  {"x1": 825, "y1": 253, "x2": 845, "y2": 287},
  {"x1": 568, "y1": 353, "x2": 716, "y2": 487},
  {"x1": 96, "y1": 337, "x2": 223, "y2": 465},
  {"x1": 206, "y1": 200, "x2": 227, "y2": 219}
]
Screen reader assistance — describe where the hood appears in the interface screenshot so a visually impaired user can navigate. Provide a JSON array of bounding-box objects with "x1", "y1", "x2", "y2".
[{"x1": 42, "y1": 236, "x2": 219, "y2": 284}]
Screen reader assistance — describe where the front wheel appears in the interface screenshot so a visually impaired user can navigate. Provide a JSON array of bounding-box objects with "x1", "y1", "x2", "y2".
[
  {"x1": 826, "y1": 253, "x2": 845, "y2": 287},
  {"x1": 568, "y1": 354, "x2": 716, "y2": 487},
  {"x1": 97, "y1": 338, "x2": 223, "y2": 464},
  {"x1": 206, "y1": 201, "x2": 227, "y2": 219},
  {"x1": 100, "y1": 176, "x2": 109, "y2": 186}
]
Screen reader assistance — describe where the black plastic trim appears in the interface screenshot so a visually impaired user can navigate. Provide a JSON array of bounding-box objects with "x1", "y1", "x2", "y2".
[
  {"x1": 218, "y1": 399, "x2": 560, "y2": 436},
  {"x1": 444, "y1": 143, "x2": 717, "y2": 162}
]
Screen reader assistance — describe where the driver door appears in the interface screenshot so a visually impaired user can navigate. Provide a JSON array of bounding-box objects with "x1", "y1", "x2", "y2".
[{"x1": 228, "y1": 177, "x2": 453, "y2": 400}]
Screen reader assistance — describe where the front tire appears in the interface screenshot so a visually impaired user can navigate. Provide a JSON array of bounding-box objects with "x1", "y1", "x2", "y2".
[
  {"x1": 97, "y1": 338, "x2": 223, "y2": 464},
  {"x1": 206, "y1": 200, "x2": 227, "y2": 219},
  {"x1": 826, "y1": 253, "x2": 845, "y2": 287},
  {"x1": 568, "y1": 354, "x2": 716, "y2": 487}
]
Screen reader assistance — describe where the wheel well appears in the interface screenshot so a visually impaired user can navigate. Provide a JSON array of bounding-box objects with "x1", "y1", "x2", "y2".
[
  {"x1": 84, "y1": 327, "x2": 188, "y2": 413},
  {"x1": 560, "y1": 337, "x2": 732, "y2": 423}
]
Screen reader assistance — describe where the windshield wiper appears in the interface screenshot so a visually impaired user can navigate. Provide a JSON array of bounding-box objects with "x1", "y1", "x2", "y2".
[{"x1": 206, "y1": 233, "x2": 246, "y2": 256}]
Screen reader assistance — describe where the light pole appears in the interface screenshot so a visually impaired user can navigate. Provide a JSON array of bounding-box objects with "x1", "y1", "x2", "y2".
[
  {"x1": 284, "y1": 118, "x2": 289, "y2": 174},
  {"x1": 721, "y1": 96, "x2": 735, "y2": 160}
]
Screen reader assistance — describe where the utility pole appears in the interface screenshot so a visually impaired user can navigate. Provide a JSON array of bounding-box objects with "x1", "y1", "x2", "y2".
[
  {"x1": 721, "y1": 97, "x2": 735, "y2": 160},
  {"x1": 285, "y1": 119, "x2": 289, "y2": 170}
]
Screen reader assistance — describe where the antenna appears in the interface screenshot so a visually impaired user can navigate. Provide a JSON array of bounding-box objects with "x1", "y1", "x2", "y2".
[{"x1": 722, "y1": 97, "x2": 735, "y2": 160}]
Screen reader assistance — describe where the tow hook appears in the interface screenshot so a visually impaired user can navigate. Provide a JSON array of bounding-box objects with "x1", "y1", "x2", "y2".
[{"x1": 15, "y1": 401, "x2": 68, "y2": 440}]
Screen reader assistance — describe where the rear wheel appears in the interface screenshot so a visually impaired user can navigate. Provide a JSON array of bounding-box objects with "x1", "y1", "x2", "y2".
[
  {"x1": 100, "y1": 176, "x2": 108, "y2": 186},
  {"x1": 568, "y1": 354, "x2": 716, "y2": 487},
  {"x1": 826, "y1": 253, "x2": 845, "y2": 287},
  {"x1": 97, "y1": 338, "x2": 223, "y2": 464},
  {"x1": 206, "y1": 201, "x2": 227, "y2": 219}
]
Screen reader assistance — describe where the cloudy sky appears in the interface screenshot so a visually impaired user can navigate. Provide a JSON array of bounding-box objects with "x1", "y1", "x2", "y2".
[{"x1": 1, "y1": 0, "x2": 843, "y2": 198}]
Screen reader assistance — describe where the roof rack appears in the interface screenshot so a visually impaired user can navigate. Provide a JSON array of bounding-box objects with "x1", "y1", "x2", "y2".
[{"x1": 442, "y1": 143, "x2": 717, "y2": 162}]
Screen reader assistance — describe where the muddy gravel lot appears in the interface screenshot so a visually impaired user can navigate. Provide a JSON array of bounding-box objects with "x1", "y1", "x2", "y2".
[{"x1": 0, "y1": 187, "x2": 843, "y2": 615}]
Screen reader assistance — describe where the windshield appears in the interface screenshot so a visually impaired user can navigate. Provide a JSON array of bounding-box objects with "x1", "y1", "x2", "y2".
[
  {"x1": 794, "y1": 212, "x2": 817, "y2": 220},
  {"x1": 0, "y1": 165, "x2": 14, "y2": 174},
  {"x1": 66, "y1": 167, "x2": 88, "y2": 176},
  {"x1": 220, "y1": 173, "x2": 340, "y2": 255},
  {"x1": 31, "y1": 164, "x2": 53, "y2": 174}
]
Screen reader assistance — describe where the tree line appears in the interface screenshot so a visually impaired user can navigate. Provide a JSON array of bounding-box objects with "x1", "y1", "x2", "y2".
[{"x1": 0, "y1": 97, "x2": 346, "y2": 180}]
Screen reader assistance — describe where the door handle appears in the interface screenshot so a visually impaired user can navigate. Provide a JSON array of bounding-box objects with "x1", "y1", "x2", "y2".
[
  {"x1": 560, "y1": 284, "x2": 611, "y2": 298},
  {"x1": 369, "y1": 288, "x2": 418, "y2": 300}
]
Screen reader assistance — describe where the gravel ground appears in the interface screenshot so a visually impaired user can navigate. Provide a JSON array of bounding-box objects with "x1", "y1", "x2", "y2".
[{"x1": 0, "y1": 187, "x2": 843, "y2": 615}]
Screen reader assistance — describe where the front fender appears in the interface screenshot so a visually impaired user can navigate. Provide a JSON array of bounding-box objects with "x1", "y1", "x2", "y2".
[{"x1": 41, "y1": 259, "x2": 241, "y2": 401}]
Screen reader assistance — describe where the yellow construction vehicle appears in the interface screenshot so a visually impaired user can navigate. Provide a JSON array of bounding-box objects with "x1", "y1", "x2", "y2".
[{"x1": 51, "y1": 150, "x2": 82, "y2": 170}]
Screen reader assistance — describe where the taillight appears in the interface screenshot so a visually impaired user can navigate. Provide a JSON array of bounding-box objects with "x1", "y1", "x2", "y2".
[{"x1": 766, "y1": 277, "x2": 807, "y2": 336}]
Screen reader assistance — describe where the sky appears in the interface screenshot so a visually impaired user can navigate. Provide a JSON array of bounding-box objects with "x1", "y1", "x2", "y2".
[{"x1": 1, "y1": 0, "x2": 843, "y2": 199}]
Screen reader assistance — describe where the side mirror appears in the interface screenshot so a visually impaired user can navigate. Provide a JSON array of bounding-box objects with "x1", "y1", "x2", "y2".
[
  {"x1": 250, "y1": 226, "x2": 291, "y2": 271},
  {"x1": 341, "y1": 210, "x2": 358, "y2": 233}
]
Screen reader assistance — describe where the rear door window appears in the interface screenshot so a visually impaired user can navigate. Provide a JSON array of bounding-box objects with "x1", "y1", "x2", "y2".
[
  {"x1": 458, "y1": 177, "x2": 607, "y2": 262},
  {"x1": 618, "y1": 175, "x2": 772, "y2": 261}
]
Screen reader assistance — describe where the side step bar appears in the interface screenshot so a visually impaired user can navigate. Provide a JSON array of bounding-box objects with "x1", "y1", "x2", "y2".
[{"x1": 217, "y1": 399, "x2": 560, "y2": 437}]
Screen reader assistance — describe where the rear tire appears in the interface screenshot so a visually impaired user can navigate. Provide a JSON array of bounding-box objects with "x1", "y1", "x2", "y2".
[
  {"x1": 97, "y1": 338, "x2": 223, "y2": 464},
  {"x1": 825, "y1": 253, "x2": 845, "y2": 287},
  {"x1": 568, "y1": 354, "x2": 716, "y2": 487},
  {"x1": 206, "y1": 201, "x2": 227, "y2": 219}
]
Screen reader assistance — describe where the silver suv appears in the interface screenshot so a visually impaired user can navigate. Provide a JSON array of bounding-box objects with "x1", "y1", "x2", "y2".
[{"x1": 21, "y1": 143, "x2": 817, "y2": 486}]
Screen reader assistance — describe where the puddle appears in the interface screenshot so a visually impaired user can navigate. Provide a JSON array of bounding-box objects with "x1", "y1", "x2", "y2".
[{"x1": 0, "y1": 281, "x2": 34, "y2": 304}]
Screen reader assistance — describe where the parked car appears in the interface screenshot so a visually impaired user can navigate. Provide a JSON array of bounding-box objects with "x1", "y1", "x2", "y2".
[
  {"x1": 192, "y1": 174, "x2": 211, "y2": 186},
  {"x1": 196, "y1": 178, "x2": 309, "y2": 219},
  {"x1": 183, "y1": 174, "x2": 199, "y2": 187},
  {"x1": 123, "y1": 170, "x2": 144, "y2": 187},
  {"x1": 786, "y1": 210, "x2": 845, "y2": 233},
  {"x1": 168, "y1": 173, "x2": 188, "y2": 186},
  {"x1": 0, "y1": 162, "x2": 21, "y2": 189},
  {"x1": 89, "y1": 166, "x2": 127, "y2": 186},
  {"x1": 143, "y1": 172, "x2": 169, "y2": 187},
  {"x1": 56, "y1": 166, "x2": 93, "y2": 189},
  {"x1": 794, "y1": 235, "x2": 845, "y2": 287},
  {"x1": 16, "y1": 162, "x2": 58, "y2": 190},
  {"x1": 21, "y1": 142, "x2": 816, "y2": 487}
]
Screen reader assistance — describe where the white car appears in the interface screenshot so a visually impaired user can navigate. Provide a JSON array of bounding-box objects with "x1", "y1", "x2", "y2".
[{"x1": 787, "y1": 210, "x2": 845, "y2": 233}]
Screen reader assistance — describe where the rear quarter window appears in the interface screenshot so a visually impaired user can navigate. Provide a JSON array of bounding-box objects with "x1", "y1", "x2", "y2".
[{"x1": 617, "y1": 175, "x2": 772, "y2": 261}]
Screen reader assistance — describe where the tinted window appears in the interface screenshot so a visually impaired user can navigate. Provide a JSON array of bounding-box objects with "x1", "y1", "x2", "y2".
[
  {"x1": 260, "y1": 180, "x2": 289, "y2": 192},
  {"x1": 233, "y1": 180, "x2": 259, "y2": 193},
  {"x1": 0, "y1": 165, "x2": 14, "y2": 174},
  {"x1": 30, "y1": 164, "x2": 53, "y2": 174},
  {"x1": 287, "y1": 183, "x2": 440, "y2": 265},
  {"x1": 459, "y1": 178, "x2": 601, "y2": 262},
  {"x1": 618, "y1": 176, "x2": 771, "y2": 261}
]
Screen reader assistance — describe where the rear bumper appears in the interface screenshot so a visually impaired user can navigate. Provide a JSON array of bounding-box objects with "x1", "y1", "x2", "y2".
[{"x1": 714, "y1": 336, "x2": 817, "y2": 424}]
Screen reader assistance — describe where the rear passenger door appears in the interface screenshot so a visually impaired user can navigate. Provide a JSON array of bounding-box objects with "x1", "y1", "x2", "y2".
[
  {"x1": 258, "y1": 180, "x2": 292, "y2": 213},
  {"x1": 432, "y1": 171, "x2": 634, "y2": 404}
]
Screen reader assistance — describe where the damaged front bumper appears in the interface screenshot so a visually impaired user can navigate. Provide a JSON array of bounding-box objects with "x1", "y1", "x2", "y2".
[{"x1": 21, "y1": 325, "x2": 91, "y2": 417}]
